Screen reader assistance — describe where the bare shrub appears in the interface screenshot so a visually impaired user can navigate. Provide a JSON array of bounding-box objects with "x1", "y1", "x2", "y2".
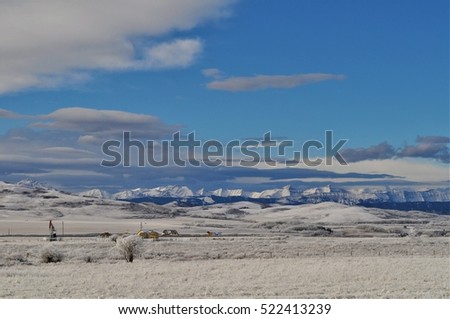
[
  {"x1": 6, "y1": 254, "x2": 30, "y2": 265},
  {"x1": 40, "y1": 246, "x2": 63, "y2": 263},
  {"x1": 110, "y1": 234, "x2": 119, "y2": 242},
  {"x1": 83, "y1": 255, "x2": 95, "y2": 263},
  {"x1": 225, "y1": 208, "x2": 247, "y2": 217},
  {"x1": 115, "y1": 235, "x2": 142, "y2": 263}
]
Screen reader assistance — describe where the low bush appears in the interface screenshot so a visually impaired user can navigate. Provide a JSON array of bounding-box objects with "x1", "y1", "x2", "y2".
[
  {"x1": 115, "y1": 235, "x2": 142, "y2": 263},
  {"x1": 83, "y1": 255, "x2": 95, "y2": 263},
  {"x1": 40, "y1": 246, "x2": 63, "y2": 263}
]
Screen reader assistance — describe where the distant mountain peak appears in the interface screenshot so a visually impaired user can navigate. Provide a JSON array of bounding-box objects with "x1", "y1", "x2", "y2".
[
  {"x1": 114, "y1": 185, "x2": 194, "y2": 200},
  {"x1": 16, "y1": 179, "x2": 55, "y2": 190}
]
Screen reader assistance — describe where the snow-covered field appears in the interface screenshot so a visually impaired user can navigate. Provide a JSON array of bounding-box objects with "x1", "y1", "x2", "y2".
[
  {"x1": 0, "y1": 181, "x2": 449, "y2": 298},
  {"x1": 0, "y1": 236, "x2": 448, "y2": 298}
]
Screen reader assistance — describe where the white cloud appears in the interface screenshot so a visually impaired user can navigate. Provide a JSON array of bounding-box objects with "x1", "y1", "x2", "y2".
[
  {"x1": 15, "y1": 169, "x2": 111, "y2": 178},
  {"x1": 318, "y1": 158, "x2": 449, "y2": 183},
  {"x1": 248, "y1": 156, "x2": 448, "y2": 184},
  {"x1": 206, "y1": 73, "x2": 346, "y2": 91},
  {"x1": 0, "y1": 0, "x2": 235, "y2": 94},
  {"x1": 143, "y1": 39, "x2": 203, "y2": 69},
  {"x1": 31, "y1": 107, "x2": 179, "y2": 140},
  {"x1": 0, "y1": 109, "x2": 29, "y2": 119},
  {"x1": 202, "y1": 68, "x2": 224, "y2": 79}
]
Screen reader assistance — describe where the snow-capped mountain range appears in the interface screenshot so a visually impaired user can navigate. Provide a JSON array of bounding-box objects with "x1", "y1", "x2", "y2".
[
  {"x1": 96, "y1": 184, "x2": 449, "y2": 202},
  {"x1": 77, "y1": 184, "x2": 450, "y2": 214},
  {"x1": 7, "y1": 179, "x2": 449, "y2": 214}
]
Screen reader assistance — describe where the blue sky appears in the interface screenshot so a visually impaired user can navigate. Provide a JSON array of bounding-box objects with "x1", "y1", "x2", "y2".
[{"x1": 0, "y1": 0, "x2": 448, "y2": 191}]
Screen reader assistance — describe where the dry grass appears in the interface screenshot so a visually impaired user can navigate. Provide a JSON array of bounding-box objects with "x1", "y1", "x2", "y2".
[{"x1": 0, "y1": 236, "x2": 448, "y2": 298}]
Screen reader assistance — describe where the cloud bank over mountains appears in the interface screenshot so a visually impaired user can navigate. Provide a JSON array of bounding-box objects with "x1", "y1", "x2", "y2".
[
  {"x1": 342, "y1": 138, "x2": 449, "y2": 164},
  {"x1": 0, "y1": 107, "x2": 448, "y2": 191}
]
